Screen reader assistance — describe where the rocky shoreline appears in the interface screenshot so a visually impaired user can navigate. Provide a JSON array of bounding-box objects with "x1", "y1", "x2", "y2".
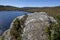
[{"x1": 1, "y1": 12, "x2": 57, "y2": 40}]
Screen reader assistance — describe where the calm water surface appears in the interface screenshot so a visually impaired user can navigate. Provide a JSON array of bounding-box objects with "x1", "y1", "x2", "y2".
[{"x1": 0, "y1": 11, "x2": 30, "y2": 35}]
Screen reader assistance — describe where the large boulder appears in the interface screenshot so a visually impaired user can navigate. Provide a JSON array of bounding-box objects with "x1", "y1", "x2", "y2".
[
  {"x1": 22, "y1": 12, "x2": 56, "y2": 40},
  {"x1": 1, "y1": 12, "x2": 56, "y2": 40}
]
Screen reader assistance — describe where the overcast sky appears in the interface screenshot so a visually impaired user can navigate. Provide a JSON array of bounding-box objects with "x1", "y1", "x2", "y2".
[{"x1": 0, "y1": 0, "x2": 60, "y2": 7}]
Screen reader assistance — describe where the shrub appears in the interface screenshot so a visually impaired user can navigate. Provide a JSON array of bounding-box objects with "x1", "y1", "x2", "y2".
[
  {"x1": 45, "y1": 15, "x2": 60, "y2": 40},
  {"x1": 10, "y1": 14, "x2": 28, "y2": 40}
]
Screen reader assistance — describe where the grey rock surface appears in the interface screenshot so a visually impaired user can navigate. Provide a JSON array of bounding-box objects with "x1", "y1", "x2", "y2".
[
  {"x1": 1, "y1": 12, "x2": 56, "y2": 40},
  {"x1": 22, "y1": 12, "x2": 56, "y2": 40}
]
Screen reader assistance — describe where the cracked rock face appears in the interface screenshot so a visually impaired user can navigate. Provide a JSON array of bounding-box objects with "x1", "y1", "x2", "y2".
[
  {"x1": 2, "y1": 12, "x2": 56, "y2": 40},
  {"x1": 22, "y1": 12, "x2": 56, "y2": 40}
]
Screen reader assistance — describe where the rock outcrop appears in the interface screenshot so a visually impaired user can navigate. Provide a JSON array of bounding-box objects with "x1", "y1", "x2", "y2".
[
  {"x1": 1, "y1": 12, "x2": 56, "y2": 40},
  {"x1": 22, "y1": 12, "x2": 56, "y2": 40}
]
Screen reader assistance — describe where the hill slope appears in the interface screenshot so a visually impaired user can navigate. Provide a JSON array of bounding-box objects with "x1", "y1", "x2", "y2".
[
  {"x1": 22, "y1": 6, "x2": 60, "y2": 17},
  {"x1": 0, "y1": 5, "x2": 60, "y2": 17},
  {"x1": 0, "y1": 5, "x2": 22, "y2": 11}
]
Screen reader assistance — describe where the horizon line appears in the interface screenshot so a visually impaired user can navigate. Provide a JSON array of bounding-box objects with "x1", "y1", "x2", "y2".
[{"x1": 0, "y1": 5, "x2": 60, "y2": 8}]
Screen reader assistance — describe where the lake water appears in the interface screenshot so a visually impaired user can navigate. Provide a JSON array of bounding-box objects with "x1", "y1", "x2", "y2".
[{"x1": 0, "y1": 11, "x2": 31, "y2": 35}]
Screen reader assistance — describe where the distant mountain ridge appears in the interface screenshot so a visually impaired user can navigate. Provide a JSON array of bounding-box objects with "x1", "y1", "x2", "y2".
[
  {"x1": 0, "y1": 5, "x2": 60, "y2": 17},
  {"x1": 0, "y1": 5, "x2": 22, "y2": 11}
]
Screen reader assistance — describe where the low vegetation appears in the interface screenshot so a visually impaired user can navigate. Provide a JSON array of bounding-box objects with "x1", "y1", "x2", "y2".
[
  {"x1": 45, "y1": 15, "x2": 60, "y2": 40},
  {"x1": 0, "y1": 5, "x2": 60, "y2": 17},
  {"x1": 10, "y1": 14, "x2": 28, "y2": 40},
  {"x1": 1, "y1": 36, "x2": 5, "y2": 40}
]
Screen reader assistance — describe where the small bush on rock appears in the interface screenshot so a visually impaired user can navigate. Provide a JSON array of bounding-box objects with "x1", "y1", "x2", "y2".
[
  {"x1": 10, "y1": 14, "x2": 28, "y2": 40},
  {"x1": 45, "y1": 15, "x2": 60, "y2": 40}
]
